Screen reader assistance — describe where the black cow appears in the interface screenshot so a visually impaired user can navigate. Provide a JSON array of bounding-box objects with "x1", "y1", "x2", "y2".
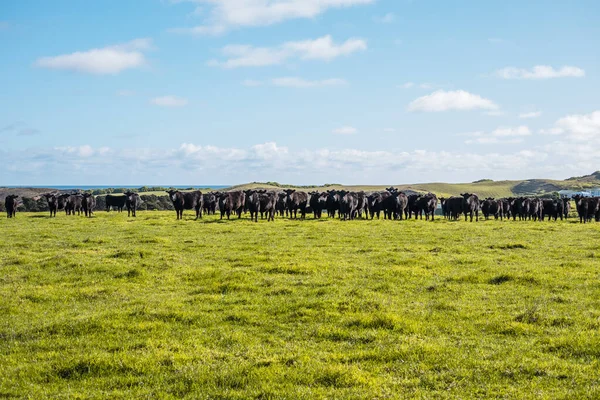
[
  {"x1": 66, "y1": 194, "x2": 83, "y2": 216},
  {"x1": 203, "y1": 192, "x2": 217, "y2": 215},
  {"x1": 276, "y1": 192, "x2": 288, "y2": 217},
  {"x1": 106, "y1": 194, "x2": 127, "y2": 212},
  {"x1": 390, "y1": 191, "x2": 408, "y2": 220},
  {"x1": 285, "y1": 189, "x2": 308, "y2": 219},
  {"x1": 406, "y1": 194, "x2": 422, "y2": 219},
  {"x1": 309, "y1": 191, "x2": 328, "y2": 219},
  {"x1": 339, "y1": 190, "x2": 358, "y2": 221},
  {"x1": 166, "y1": 190, "x2": 203, "y2": 220},
  {"x1": 218, "y1": 191, "x2": 245, "y2": 220},
  {"x1": 481, "y1": 198, "x2": 503, "y2": 220},
  {"x1": 541, "y1": 199, "x2": 562, "y2": 221},
  {"x1": 367, "y1": 191, "x2": 392, "y2": 219},
  {"x1": 439, "y1": 197, "x2": 448, "y2": 219},
  {"x1": 416, "y1": 193, "x2": 438, "y2": 221},
  {"x1": 124, "y1": 191, "x2": 142, "y2": 217},
  {"x1": 573, "y1": 195, "x2": 600, "y2": 223},
  {"x1": 326, "y1": 190, "x2": 341, "y2": 218},
  {"x1": 461, "y1": 193, "x2": 480, "y2": 222},
  {"x1": 444, "y1": 197, "x2": 464, "y2": 220},
  {"x1": 258, "y1": 190, "x2": 277, "y2": 222},
  {"x1": 5, "y1": 195, "x2": 18, "y2": 218},
  {"x1": 244, "y1": 190, "x2": 261, "y2": 222},
  {"x1": 528, "y1": 198, "x2": 543, "y2": 221},
  {"x1": 82, "y1": 193, "x2": 96, "y2": 217},
  {"x1": 355, "y1": 191, "x2": 368, "y2": 219},
  {"x1": 43, "y1": 193, "x2": 69, "y2": 217}
]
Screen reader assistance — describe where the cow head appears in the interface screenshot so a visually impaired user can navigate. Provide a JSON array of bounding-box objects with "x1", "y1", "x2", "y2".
[
  {"x1": 284, "y1": 189, "x2": 296, "y2": 196},
  {"x1": 386, "y1": 187, "x2": 398, "y2": 193},
  {"x1": 166, "y1": 190, "x2": 179, "y2": 202},
  {"x1": 6, "y1": 195, "x2": 19, "y2": 200}
]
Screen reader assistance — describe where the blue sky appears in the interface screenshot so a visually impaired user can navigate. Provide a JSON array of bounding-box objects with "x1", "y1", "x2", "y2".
[{"x1": 1, "y1": 0, "x2": 599, "y2": 185}]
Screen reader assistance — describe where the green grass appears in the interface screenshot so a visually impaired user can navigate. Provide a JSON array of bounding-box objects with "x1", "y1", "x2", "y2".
[{"x1": 1, "y1": 212, "x2": 600, "y2": 399}]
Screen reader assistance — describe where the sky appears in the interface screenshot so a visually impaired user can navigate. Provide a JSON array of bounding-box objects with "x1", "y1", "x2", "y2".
[{"x1": 0, "y1": 0, "x2": 599, "y2": 186}]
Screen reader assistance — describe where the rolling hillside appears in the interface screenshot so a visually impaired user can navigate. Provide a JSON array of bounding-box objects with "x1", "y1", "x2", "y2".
[{"x1": 2, "y1": 172, "x2": 600, "y2": 200}]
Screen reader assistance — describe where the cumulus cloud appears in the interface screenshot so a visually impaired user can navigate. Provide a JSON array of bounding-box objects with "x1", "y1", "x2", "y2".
[
  {"x1": 495, "y1": 65, "x2": 585, "y2": 80},
  {"x1": 519, "y1": 111, "x2": 542, "y2": 119},
  {"x1": 171, "y1": 0, "x2": 375, "y2": 35},
  {"x1": 408, "y1": 90, "x2": 499, "y2": 112},
  {"x1": 332, "y1": 126, "x2": 358, "y2": 135},
  {"x1": 208, "y1": 35, "x2": 366, "y2": 68},
  {"x1": 34, "y1": 38, "x2": 152, "y2": 75},
  {"x1": 553, "y1": 110, "x2": 600, "y2": 141},
  {"x1": 150, "y1": 96, "x2": 188, "y2": 107}
]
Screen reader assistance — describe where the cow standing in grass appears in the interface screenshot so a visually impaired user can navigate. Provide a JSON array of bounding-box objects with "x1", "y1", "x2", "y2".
[
  {"x1": 309, "y1": 191, "x2": 328, "y2": 219},
  {"x1": 258, "y1": 190, "x2": 277, "y2": 222},
  {"x1": 462, "y1": 193, "x2": 480, "y2": 222},
  {"x1": 339, "y1": 191, "x2": 358, "y2": 221},
  {"x1": 367, "y1": 191, "x2": 391, "y2": 219},
  {"x1": 167, "y1": 190, "x2": 203, "y2": 220},
  {"x1": 326, "y1": 190, "x2": 341, "y2": 218},
  {"x1": 444, "y1": 197, "x2": 464, "y2": 220},
  {"x1": 66, "y1": 194, "x2": 83, "y2": 216},
  {"x1": 203, "y1": 193, "x2": 217, "y2": 215},
  {"x1": 5, "y1": 195, "x2": 18, "y2": 218},
  {"x1": 218, "y1": 191, "x2": 245, "y2": 220},
  {"x1": 390, "y1": 191, "x2": 408, "y2": 220},
  {"x1": 244, "y1": 190, "x2": 261, "y2": 222},
  {"x1": 82, "y1": 193, "x2": 96, "y2": 217},
  {"x1": 125, "y1": 191, "x2": 142, "y2": 217},
  {"x1": 43, "y1": 193, "x2": 68, "y2": 217},
  {"x1": 285, "y1": 189, "x2": 308, "y2": 219},
  {"x1": 105, "y1": 194, "x2": 127, "y2": 212},
  {"x1": 416, "y1": 193, "x2": 438, "y2": 221}
]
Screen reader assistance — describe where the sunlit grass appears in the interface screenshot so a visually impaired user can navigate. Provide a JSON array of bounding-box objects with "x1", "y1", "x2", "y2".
[{"x1": 1, "y1": 212, "x2": 599, "y2": 398}]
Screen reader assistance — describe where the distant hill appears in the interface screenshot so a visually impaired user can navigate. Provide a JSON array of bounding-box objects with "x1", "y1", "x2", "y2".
[{"x1": 3, "y1": 172, "x2": 600, "y2": 200}]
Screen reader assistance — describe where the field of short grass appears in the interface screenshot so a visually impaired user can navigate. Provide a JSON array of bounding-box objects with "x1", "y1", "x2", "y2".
[{"x1": 1, "y1": 212, "x2": 599, "y2": 399}]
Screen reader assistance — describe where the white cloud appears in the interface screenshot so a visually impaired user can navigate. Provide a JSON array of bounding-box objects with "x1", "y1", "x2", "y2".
[
  {"x1": 519, "y1": 111, "x2": 542, "y2": 119},
  {"x1": 399, "y1": 82, "x2": 414, "y2": 89},
  {"x1": 150, "y1": 96, "x2": 188, "y2": 107},
  {"x1": 496, "y1": 65, "x2": 585, "y2": 80},
  {"x1": 34, "y1": 38, "x2": 152, "y2": 75},
  {"x1": 484, "y1": 110, "x2": 505, "y2": 117},
  {"x1": 172, "y1": 0, "x2": 375, "y2": 35},
  {"x1": 464, "y1": 126, "x2": 531, "y2": 145},
  {"x1": 408, "y1": 90, "x2": 499, "y2": 112},
  {"x1": 208, "y1": 35, "x2": 366, "y2": 68},
  {"x1": 539, "y1": 128, "x2": 564, "y2": 136},
  {"x1": 553, "y1": 110, "x2": 600, "y2": 141},
  {"x1": 333, "y1": 126, "x2": 358, "y2": 135},
  {"x1": 271, "y1": 77, "x2": 347, "y2": 88},
  {"x1": 374, "y1": 13, "x2": 395, "y2": 24}
]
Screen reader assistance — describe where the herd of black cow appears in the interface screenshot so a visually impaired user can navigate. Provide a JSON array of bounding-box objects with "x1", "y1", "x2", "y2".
[{"x1": 3, "y1": 188, "x2": 599, "y2": 223}]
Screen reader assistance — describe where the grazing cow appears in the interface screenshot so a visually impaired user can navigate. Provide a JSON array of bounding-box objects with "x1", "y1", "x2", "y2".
[
  {"x1": 82, "y1": 193, "x2": 96, "y2": 217},
  {"x1": 43, "y1": 193, "x2": 68, "y2": 217},
  {"x1": 309, "y1": 191, "x2": 328, "y2": 219},
  {"x1": 326, "y1": 190, "x2": 341, "y2": 218},
  {"x1": 285, "y1": 189, "x2": 309, "y2": 219},
  {"x1": 124, "y1": 191, "x2": 142, "y2": 217},
  {"x1": 244, "y1": 190, "x2": 261, "y2": 222},
  {"x1": 5, "y1": 195, "x2": 19, "y2": 218},
  {"x1": 339, "y1": 190, "x2": 358, "y2": 221},
  {"x1": 416, "y1": 193, "x2": 438, "y2": 221},
  {"x1": 166, "y1": 190, "x2": 203, "y2": 220},
  {"x1": 203, "y1": 192, "x2": 217, "y2": 215},
  {"x1": 218, "y1": 191, "x2": 245, "y2": 220},
  {"x1": 367, "y1": 191, "x2": 392, "y2": 219},
  {"x1": 66, "y1": 194, "x2": 83, "y2": 216},
  {"x1": 105, "y1": 194, "x2": 127, "y2": 212},
  {"x1": 258, "y1": 190, "x2": 277, "y2": 222},
  {"x1": 461, "y1": 193, "x2": 480, "y2": 222}
]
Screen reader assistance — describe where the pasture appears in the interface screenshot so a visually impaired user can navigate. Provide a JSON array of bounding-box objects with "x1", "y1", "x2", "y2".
[{"x1": 1, "y1": 212, "x2": 599, "y2": 399}]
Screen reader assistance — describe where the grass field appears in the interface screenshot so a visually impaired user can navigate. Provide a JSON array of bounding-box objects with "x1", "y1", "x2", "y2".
[{"x1": 1, "y1": 212, "x2": 600, "y2": 399}]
